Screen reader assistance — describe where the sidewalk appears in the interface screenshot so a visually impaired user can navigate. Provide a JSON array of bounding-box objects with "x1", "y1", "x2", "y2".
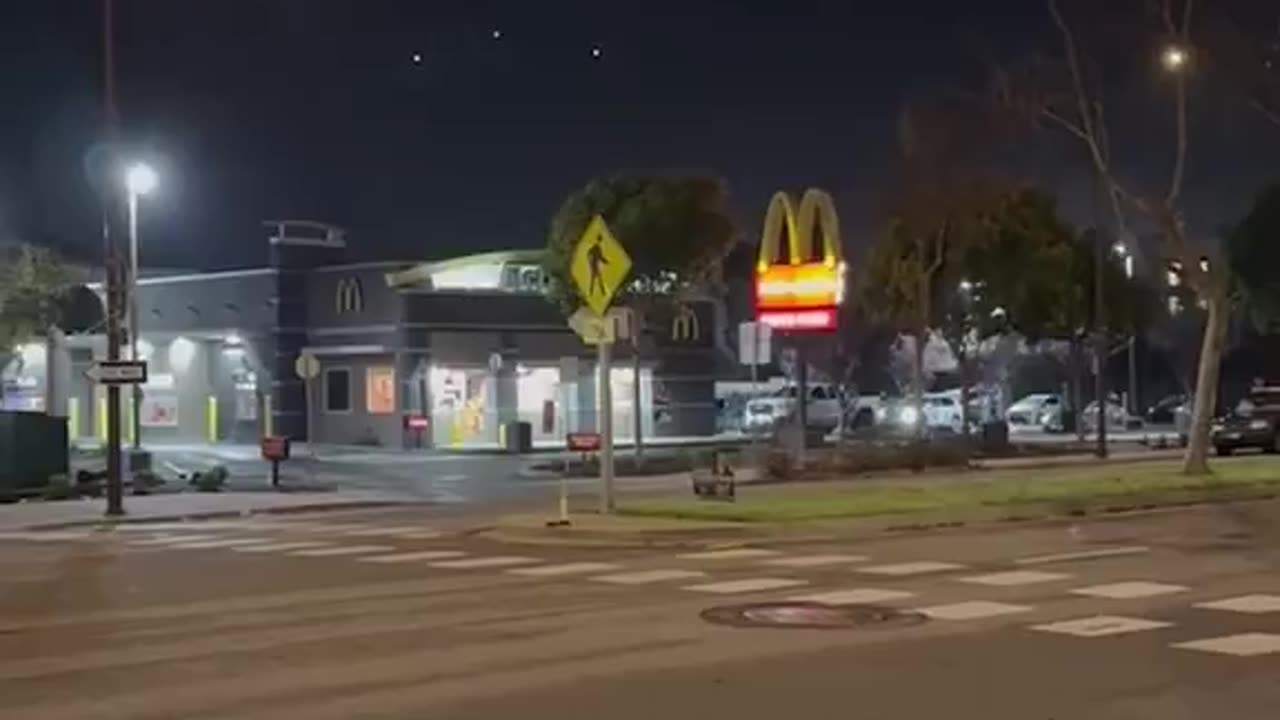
[{"x1": 0, "y1": 491, "x2": 422, "y2": 531}]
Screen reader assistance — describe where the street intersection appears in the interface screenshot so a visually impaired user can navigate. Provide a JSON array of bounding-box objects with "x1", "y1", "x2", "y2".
[{"x1": 1, "y1": 498, "x2": 1277, "y2": 719}]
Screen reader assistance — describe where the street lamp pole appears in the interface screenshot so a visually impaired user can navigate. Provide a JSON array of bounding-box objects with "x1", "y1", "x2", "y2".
[{"x1": 124, "y1": 162, "x2": 156, "y2": 451}]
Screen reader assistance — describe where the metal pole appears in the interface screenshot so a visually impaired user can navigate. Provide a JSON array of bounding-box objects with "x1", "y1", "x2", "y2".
[
  {"x1": 1093, "y1": 229, "x2": 1108, "y2": 459},
  {"x1": 128, "y1": 191, "x2": 141, "y2": 450},
  {"x1": 795, "y1": 341, "x2": 807, "y2": 471},
  {"x1": 102, "y1": 0, "x2": 124, "y2": 516},
  {"x1": 598, "y1": 340, "x2": 615, "y2": 513},
  {"x1": 631, "y1": 311, "x2": 643, "y2": 464}
]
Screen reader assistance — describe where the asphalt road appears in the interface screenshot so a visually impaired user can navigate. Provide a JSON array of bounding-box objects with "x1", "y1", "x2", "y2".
[{"x1": 2, "y1": 499, "x2": 1277, "y2": 719}]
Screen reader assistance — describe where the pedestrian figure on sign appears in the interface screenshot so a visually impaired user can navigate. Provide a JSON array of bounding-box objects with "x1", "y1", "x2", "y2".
[{"x1": 587, "y1": 238, "x2": 607, "y2": 296}]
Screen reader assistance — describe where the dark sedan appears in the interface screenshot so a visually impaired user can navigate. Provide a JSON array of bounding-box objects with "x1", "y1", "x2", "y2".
[{"x1": 1212, "y1": 388, "x2": 1280, "y2": 455}]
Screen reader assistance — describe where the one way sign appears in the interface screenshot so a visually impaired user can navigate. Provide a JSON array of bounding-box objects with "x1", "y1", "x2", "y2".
[{"x1": 86, "y1": 360, "x2": 148, "y2": 385}]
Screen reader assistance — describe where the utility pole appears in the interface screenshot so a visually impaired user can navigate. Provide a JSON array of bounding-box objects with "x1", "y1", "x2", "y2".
[
  {"x1": 102, "y1": 0, "x2": 125, "y2": 515},
  {"x1": 598, "y1": 339, "x2": 615, "y2": 513},
  {"x1": 1092, "y1": 226, "x2": 1108, "y2": 460}
]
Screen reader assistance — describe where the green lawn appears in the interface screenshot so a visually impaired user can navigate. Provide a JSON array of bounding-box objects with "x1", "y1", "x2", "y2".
[{"x1": 620, "y1": 456, "x2": 1280, "y2": 523}]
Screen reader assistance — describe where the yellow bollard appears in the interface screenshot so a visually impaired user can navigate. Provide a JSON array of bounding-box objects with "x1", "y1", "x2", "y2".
[
  {"x1": 263, "y1": 393, "x2": 274, "y2": 437},
  {"x1": 206, "y1": 396, "x2": 218, "y2": 443},
  {"x1": 68, "y1": 397, "x2": 80, "y2": 442},
  {"x1": 96, "y1": 395, "x2": 108, "y2": 443}
]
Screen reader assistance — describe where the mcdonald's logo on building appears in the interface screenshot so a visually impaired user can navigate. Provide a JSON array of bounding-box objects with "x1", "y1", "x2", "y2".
[
  {"x1": 755, "y1": 188, "x2": 845, "y2": 332},
  {"x1": 671, "y1": 306, "x2": 700, "y2": 342},
  {"x1": 335, "y1": 277, "x2": 364, "y2": 315}
]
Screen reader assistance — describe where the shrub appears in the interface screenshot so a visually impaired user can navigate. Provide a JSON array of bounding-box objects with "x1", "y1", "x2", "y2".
[
  {"x1": 191, "y1": 465, "x2": 228, "y2": 493},
  {"x1": 43, "y1": 474, "x2": 76, "y2": 501}
]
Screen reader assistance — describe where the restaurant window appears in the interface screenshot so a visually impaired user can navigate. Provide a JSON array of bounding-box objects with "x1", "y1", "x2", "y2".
[{"x1": 324, "y1": 368, "x2": 351, "y2": 413}]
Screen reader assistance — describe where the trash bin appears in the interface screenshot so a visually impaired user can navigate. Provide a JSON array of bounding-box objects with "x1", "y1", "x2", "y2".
[
  {"x1": 979, "y1": 420, "x2": 1009, "y2": 452},
  {"x1": 0, "y1": 410, "x2": 69, "y2": 500},
  {"x1": 503, "y1": 421, "x2": 532, "y2": 453}
]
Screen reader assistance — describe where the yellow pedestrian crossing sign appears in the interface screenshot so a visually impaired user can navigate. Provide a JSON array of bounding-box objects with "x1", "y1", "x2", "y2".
[{"x1": 570, "y1": 215, "x2": 632, "y2": 316}]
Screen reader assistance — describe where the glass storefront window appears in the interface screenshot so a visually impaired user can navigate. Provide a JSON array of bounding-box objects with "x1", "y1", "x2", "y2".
[
  {"x1": 517, "y1": 366, "x2": 560, "y2": 441},
  {"x1": 366, "y1": 366, "x2": 396, "y2": 414},
  {"x1": 430, "y1": 366, "x2": 489, "y2": 446}
]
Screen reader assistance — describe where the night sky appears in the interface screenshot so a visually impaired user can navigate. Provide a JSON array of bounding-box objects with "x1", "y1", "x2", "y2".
[{"x1": 0, "y1": 1, "x2": 1275, "y2": 270}]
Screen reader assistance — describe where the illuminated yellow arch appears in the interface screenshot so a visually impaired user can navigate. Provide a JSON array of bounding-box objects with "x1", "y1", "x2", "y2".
[{"x1": 756, "y1": 188, "x2": 842, "y2": 270}]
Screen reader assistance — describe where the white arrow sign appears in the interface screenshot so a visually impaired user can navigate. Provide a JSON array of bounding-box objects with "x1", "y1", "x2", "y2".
[
  {"x1": 87, "y1": 360, "x2": 148, "y2": 385},
  {"x1": 568, "y1": 307, "x2": 615, "y2": 345}
]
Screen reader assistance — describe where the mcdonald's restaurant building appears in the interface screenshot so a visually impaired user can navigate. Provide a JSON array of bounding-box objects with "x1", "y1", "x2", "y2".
[{"x1": 54, "y1": 223, "x2": 718, "y2": 449}]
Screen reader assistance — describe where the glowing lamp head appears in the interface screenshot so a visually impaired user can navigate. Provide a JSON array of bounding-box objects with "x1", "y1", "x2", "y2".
[{"x1": 125, "y1": 163, "x2": 158, "y2": 196}]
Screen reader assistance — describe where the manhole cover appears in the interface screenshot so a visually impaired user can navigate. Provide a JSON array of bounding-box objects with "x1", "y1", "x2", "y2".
[{"x1": 700, "y1": 602, "x2": 927, "y2": 630}]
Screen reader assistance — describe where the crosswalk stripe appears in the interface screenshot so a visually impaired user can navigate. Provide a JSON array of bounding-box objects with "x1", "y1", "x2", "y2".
[
  {"x1": 429, "y1": 556, "x2": 540, "y2": 569},
  {"x1": 126, "y1": 534, "x2": 219, "y2": 546},
  {"x1": 1015, "y1": 546, "x2": 1149, "y2": 565},
  {"x1": 858, "y1": 561, "x2": 966, "y2": 576},
  {"x1": 231, "y1": 541, "x2": 333, "y2": 553},
  {"x1": 677, "y1": 548, "x2": 781, "y2": 560},
  {"x1": 917, "y1": 601, "x2": 1033, "y2": 620},
  {"x1": 1031, "y1": 615, "x2": 1173, "y2": 638},
  {"x1": 342, "y1": 526, "x2": 434, "y2": 537},
  {"x1": 683, "y1": 578, "x2": 808, "y2": 594},
  {"x1": 1070, "y1": 581, "x2": 1187, "y2": 599},
  {"x1": 762, "y1": 554, "x2": 868, "y2": 568},
  {"x1": 788, "y1": 588, "x2": 916, "y2": 606},
  {"x1": 592, "y1": 569, "x2": 707, "y2": 585},
  {"x1": 357, "y1": 550, "x2": 467, "y2": 564},
  {"x1": 1172, "y1": 633, "x2": 1280, "y2": 657},
  {"x1": 507, "y1": 562, "x2": 622, "y2": 577},
  {"x1": 166, "y1": 538, "x2": 274, "y2": 549},
  {"x1": 1193, "y1": 594, "x2": 1280, "y2": 614},
  {"x1": 958, "y1": 570, "x2": 1072, "y2": 587},
  {"x1": 289, "y1": 545, "x2": 395, "y2": 557}
]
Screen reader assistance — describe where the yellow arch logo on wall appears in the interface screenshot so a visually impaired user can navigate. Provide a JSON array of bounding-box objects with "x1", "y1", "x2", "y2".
[
  {"x1": 671, "y1": 306, "x2": 700, "y2": 342},
  {"x1": 336, "y1": 277, "x2": 364, "y2": 314},
  {"x1": 755, "y1": 189, "x2": 845, "y2": 331}
]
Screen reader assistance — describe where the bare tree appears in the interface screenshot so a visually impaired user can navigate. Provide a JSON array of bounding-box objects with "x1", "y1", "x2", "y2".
[{"x1": 995, "y1": 0, "x2": 1229, "y2": 474}]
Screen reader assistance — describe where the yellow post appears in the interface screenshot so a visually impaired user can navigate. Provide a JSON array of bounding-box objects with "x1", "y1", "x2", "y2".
[
  {"x1": 263, "y1": 393, "x2": 274, "y2": 437},
  {"x1": 206, "y1": 396, "x2": 218, "y2": 443},
  {"x1": 96, "y1": 394, "x2": 108, "y2": 443},
  {"x1": 68, "y1": 397, "x2": 80, "y2": 442}
]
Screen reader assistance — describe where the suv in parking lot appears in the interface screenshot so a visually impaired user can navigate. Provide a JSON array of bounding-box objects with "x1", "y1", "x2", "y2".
[{"x1": 1212, "y1": 386, "x2": 1280, "y2": 455}]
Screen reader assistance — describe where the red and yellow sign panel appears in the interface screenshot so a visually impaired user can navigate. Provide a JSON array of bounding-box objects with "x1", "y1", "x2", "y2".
[{"x1": 754, "y1": 189, "x2": 845, "y2": 332}]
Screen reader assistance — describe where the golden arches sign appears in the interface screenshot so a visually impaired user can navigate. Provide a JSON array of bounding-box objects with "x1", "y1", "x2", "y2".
[
  {"x1": 757, "y1": 188, "x2": 842, "y2": 269},
  {"x1": 754, "y1": 188, "x2": 845, "y2": 332}
]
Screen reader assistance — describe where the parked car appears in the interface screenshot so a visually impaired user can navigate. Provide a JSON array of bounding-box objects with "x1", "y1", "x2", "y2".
[
  {"x1": 1211, "y1": 386, "x2": 1280, "y2": 455},
  {"x1": 870, "y1": 391, "x2": 967, "y2": 435},
  {"x1": 743, "y1": 383, "x2": 842, "y2": 433},
  {"x1": 1006, "y1": 393, "x2": 1064, "y2": 432},
  {"x1": 922, "y1": 391, "x2": 965, "y2": 434},
  {"x1": 1081, "y1": 398, "x2": 1136, "y2": 432},
  {"x1": 1145, "y1": 394, "x2": 1187, "y2": 425}
]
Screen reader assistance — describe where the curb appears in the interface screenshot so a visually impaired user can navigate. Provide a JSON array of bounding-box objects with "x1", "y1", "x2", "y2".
[
  {"x1": 474, "y1": 491, "x2": 1280, "y2": 550},
  {"x1": 23, "y1": 499, "x2": 432, "y2": 531}
]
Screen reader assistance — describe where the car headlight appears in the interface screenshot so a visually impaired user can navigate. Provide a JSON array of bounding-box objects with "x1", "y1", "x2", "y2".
[
  {"x1": 1250, "y1": 419, "x2": 1269, "y2": 430},
  {"x1": 1211, "y1": 423, "x2": 1224, "y2": 433},
  {"x1": 874, "y1": 407, "x2": 887, "y2": 422},
  {"x1": 898, "y1": 406, "x2": 919, "y2": 425}
]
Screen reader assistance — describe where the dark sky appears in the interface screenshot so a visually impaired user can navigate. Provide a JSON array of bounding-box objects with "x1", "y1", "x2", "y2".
[{"x1": 0, "y1": 1, "x2": 1274, "y2": 270}]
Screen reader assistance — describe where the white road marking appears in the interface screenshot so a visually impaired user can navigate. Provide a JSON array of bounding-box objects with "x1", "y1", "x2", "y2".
[
  {"x1": 1070, "y1": 581, "x2": 1187, "y2": 599},
  {"x1": 232, "y1": 541, "x2": 332, "y2": 553},
  {"x1": 858, "y1": 561, "x2": 966, "y2": 576},
  {"x1": 429, "y1": 556, "x2": 540, "y2": 569},
  {"x1": 357, "y1": 550, "x2": 467, "y2": 564},
  {"x1": 593, "y1": 569, "x2": 708, "y2": 585},
  {"x1": 917, "y1": 601, "x2": 1033, "y2": 621},
  {"x1": 1031, "y1": 615, "x2": 1174, "y2": 637},
  {"x1": 958, "y1": 570, "x2": 1072, "y2": 587},
  {"x1": 341, "y1": 526, "x2": 436, "y2": 538},
  {"x1": 1173, "y1": 633, "x2": 1280, "y2": 657},
  {"x1": 167, "y1": 538, "x2": 274, "y2": 549},
  {"x1": 126, "y1": 534, "x2": 220, "y2": 546},
  {"x1": 437, "y1": 474, "x2": 468, "y2": 482},
  {"x1": 1015, "y1": 546, "x2": 1149, "y2": 565},
  {"x1": 677, "y1": 548, "x2": 782, "y2": 561},
  {"x1": 762, "y1": 554, "x2": 868, "y2": 568},
  {"x1": 788, "y1": 588, "x2": 916, "y2": 606},
  {"x1": 0, "y1": 531, "x2": 93, "y2": 542},
  {"x1": 507, "y1": 562, "x2": 622, "y2": 577},
  {"x1": 683, "y1": 578, "x2": 809, "y2": 594},
  {"x1": 1194, "y1": 594, "x2": 1280, "y2": 614},
  {"x1": 391, "y1": 531, "x2": 444, "y2": 540},
  {"x1": 289, "y1": 544, "x2": 395, "y2": 557}
]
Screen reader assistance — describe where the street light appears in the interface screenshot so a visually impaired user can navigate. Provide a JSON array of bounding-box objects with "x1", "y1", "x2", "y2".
[
  {"x1": 1162, "y1": 45, "x2": 1188, "y2": 72},
  {"x1": 124, "y1": 162, "x2": 157, "y2": 450},
  {"x1": 1112, "y1": 242, "x2": 1138, "y2": 415}
]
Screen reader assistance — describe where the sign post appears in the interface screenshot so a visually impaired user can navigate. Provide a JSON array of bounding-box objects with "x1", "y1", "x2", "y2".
[
  {"x1": 568, "y1": 215, "x2": 632, "y2": 514},
  {"x1": 294, "y1": 351, "x2": 321, "y2": 457}
]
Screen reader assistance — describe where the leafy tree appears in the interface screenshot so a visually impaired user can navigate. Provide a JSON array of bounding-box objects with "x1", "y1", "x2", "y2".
[
  {"x1": 1228, "y1": 184, "x2": 1280, "y2": 328},
  {"x1": 0, "y1": 244, "x2": 75, "y2": 354},
  {"x1": 543, "y1": 174, "x2": 737, "y2": 458}
]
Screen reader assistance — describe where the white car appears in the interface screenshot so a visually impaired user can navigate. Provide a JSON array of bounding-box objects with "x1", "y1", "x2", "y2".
[
  {"x1": 873, "y1": 392, "x2": 965, "y2": 434},
  {"x1": 1006, "y1": 393, "x2": 1064, "y2": 432},
  {"x1": 1081, "y1": 399, "x2": 1135, "y2": 432},
  {"x1": 743, "y1": 384, "x2": 842, "y2": 433}
]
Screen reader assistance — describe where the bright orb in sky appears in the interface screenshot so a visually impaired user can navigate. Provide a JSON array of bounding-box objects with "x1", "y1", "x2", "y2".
[
  {"x1": 591, "y1": 45, "x2": 602, "y2": 59},
  {"x1": 492, "y1": 29, "x2": 502, "y2": 40},
  {"x1": 411, "y1": 52, "x2": 422, "y2": 64}
]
